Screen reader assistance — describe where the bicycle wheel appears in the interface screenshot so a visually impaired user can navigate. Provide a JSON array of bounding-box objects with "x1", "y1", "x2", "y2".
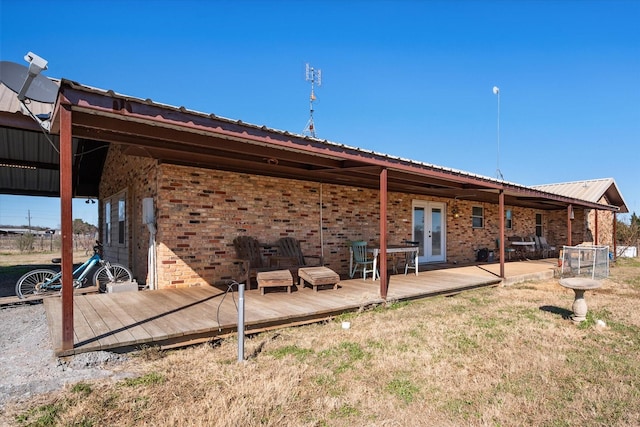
[
  {"x1": 15, "y1": 269, "x2": 60, "y2": 299},
  {"x1": 93, "y1": 263, "x2": 133, "y2": 292}
]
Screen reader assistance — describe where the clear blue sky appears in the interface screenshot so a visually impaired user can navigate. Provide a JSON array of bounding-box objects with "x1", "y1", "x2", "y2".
[{"x1": 1, "y1": 0, "x2": 639, "y2": 229}]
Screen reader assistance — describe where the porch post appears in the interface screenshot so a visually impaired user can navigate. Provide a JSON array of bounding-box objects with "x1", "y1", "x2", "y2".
[
  {"x1": 594, "y1": 209, "x2": 599, "y2": 245},
  {"x1": 380, "y1": 168, "x2": 388, "y2": 299},
  {"x1": 567, "y1": 204, "x2": 573, "y2": 246},
  {"x1": 613, "y1": 212, "x2": 617, "y2": 261},
  {"x1": 499, "y1": 190, "x2": 505, "y2": 278},
  {"x1": 60, "y1": 103, "x2": 74, "y2": 351}
]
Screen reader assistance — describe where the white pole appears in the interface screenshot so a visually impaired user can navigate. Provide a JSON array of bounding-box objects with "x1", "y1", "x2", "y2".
[
  {"x1": 493, "y1": 86, "x2": 503, "y2": 180},
  {"x1": 237, "y1": 282, "x2": 245, "y2": 362}
]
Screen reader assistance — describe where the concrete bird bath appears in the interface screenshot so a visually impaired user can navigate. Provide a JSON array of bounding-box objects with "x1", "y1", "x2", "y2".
[{"x1": 559, "y1": 277, "x2": 602, "y2": 323}]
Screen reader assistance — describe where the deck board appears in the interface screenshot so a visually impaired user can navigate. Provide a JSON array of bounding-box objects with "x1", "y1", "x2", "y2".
[
  {"x1": 46, "y1": 260, "x2": 558, "y2": 356},
  {"x1": 84, "y1": 296, "x2": 139, "y2": 346},
  {"x1": 88, "y1": 294, "x2": 152, "y2": 345}
]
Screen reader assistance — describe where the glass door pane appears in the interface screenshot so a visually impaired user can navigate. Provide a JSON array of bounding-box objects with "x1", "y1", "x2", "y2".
[{"x1": 431, "y1": 208, "x2": 442, "y2": 256}]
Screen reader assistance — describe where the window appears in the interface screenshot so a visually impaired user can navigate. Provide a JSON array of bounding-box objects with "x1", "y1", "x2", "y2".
[
  {"x1": 118, "y1": 196, "x2": 126, "y2": 245},
  {"x1": 506, "y1": 209, "x2": 512, "y2": 230},
  {"x1": 104, "y1": 202, "x2": 111, "y2": 245},
  {"x1": 535, "y1": 213, "x2": 544, "y2": 237},
  {"x1": 472, "y1": 206, "x2": 484, "y2": 228},
  {"x1": 103, "y1": 190, "x2": 127, "y2": 247}
]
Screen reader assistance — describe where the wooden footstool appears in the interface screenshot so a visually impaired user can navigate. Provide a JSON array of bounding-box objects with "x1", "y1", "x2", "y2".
[
  {"x1": 256, "y1": 270, "x2": 293, "y2": 295},
  {"x1": 298, "y1": 267, "x2": 340, "y2": 291}
]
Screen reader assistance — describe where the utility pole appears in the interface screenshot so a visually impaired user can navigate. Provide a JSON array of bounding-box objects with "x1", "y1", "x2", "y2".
[{"x1": 26, "y1": 210, "x2": 32, "y2": 233}]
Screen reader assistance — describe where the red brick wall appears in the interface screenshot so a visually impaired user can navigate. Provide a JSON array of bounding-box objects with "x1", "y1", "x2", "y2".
[
  {"x1": 100, "y1": 150, "x2": 587, "y2": 289},
  {"x1": 586, "y1": 197, "x2": 616, "y2": 246},
  {"x1": 99, "y1": 144, "x2": 158, "y2": 283}
]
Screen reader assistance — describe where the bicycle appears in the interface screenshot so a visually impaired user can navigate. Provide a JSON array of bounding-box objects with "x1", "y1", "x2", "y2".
[{"x1": 15, "y1": 241, "x2": 134, "y2": 298}]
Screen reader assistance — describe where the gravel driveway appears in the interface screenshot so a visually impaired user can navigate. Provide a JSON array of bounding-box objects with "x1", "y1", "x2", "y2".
[{"x1": 0, "y1": 302, "x2": 134, "y2": 416}]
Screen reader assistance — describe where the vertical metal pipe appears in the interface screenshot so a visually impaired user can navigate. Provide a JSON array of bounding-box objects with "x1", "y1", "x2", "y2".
[
  {"x1": 613, "y1": 212, "x2": 617, "y2": 262},
  {"x1": 60, "y1": 103, "x2": 74, "y2": 351},
  {"x1": 567, "y1": 204, "x2": 573, "y2": 246},
  {"x1": 237, "y1": 282, "x2": 245, "y2": 363},
  {"x1": 594, "y1": 209, "x2": 599, "y2": 245},
  {"x1": 379, "y1": 168, "x2": 388, "y2": 299},
  {"x1": 499, "y1": 190, "x2": 505, "y2": 278}
]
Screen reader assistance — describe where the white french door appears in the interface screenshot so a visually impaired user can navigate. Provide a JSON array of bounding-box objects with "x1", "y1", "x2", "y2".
[{"x1": 412, "y1": 201, "x2": 446, "y2": 263}]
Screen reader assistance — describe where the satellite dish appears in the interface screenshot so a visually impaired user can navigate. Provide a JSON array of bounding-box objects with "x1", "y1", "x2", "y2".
[{"x1": 0, "y1": 61, "x2": 58, "y2": 103}]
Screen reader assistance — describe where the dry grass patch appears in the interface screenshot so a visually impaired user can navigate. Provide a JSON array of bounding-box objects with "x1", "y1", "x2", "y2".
[{"x1": 6, "y1": 259, "x2": 640, "y2": 426}]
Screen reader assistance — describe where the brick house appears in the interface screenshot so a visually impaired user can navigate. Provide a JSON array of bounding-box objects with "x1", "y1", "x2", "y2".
[
  {"x1": 1, "y1": 80, "x2": 628, "y2": 293},
  {"x1": 532, "y1": 179, "x2": 628, "y2": 247}
]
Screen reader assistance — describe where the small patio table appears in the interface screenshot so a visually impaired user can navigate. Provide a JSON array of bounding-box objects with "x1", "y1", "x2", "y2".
[
  {"x1": 349, "y1": 244, "x2": 419, "y2": 280},
  {"x1": 510, "y1": 241, "x2": 535, "y2": 260}
]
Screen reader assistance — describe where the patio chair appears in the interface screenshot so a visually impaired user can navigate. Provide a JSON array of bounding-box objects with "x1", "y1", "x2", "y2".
[
  {"x1": 496, "y1": 238, "x2": 516, "y2": 261},
  {"x1": 275, "y1": 237, "x2": 323, "y2": 268},
  {"x1": 402, "y1": 240, "x2": 420, "y2": 275},
  {"x1": 523, "y1": 236, "x2": 539, "y2": 258},
  {"x1": 529, "y1": 236, "x2": 543, "y2": 258},
  {"x1": 233, "y1": 236, "x2": 280, "y2": 288},
  {"x1": 350, "y1": 240, "x2": 378, "y2": 280},
  {"x1": 387, "y1": 240, "x2": 420, "y2": 274},
  {"x1": 539, "y1": 236, "x2": 557, "y2": 258}
]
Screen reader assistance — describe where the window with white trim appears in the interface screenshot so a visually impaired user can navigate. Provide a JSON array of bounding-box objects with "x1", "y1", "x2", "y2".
[
  {"x1": 104, "y1": 201, "x2": 111, "y2": 245},
  {"x1": 506, "y1": 209, "x2": 513, "y2": 230},
  {"x1": 118, "y1": 196, "x2": 126, "y2": 245},
  {"x1": 103, "y1": 190, "x2": 127, "y2": 247},
  {"x1": 472, "y1": 206, "x2": 484, "y2": 228}
]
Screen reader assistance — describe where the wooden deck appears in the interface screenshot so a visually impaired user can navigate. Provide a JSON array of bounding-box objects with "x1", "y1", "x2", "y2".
[{"x1": 44, "y1": 260, "x2": 558, "y2": 356}]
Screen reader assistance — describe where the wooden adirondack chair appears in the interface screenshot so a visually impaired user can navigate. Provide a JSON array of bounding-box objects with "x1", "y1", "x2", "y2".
[
  {"x1": 275, "y1": 237, "x2": 323, "y2": 268},
  {"x1": 233, "y1": 236, "x2": 280, "y2": 288}
]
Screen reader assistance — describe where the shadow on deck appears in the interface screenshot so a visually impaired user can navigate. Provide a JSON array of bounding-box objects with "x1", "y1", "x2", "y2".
[{"x1": 44, "y1": 259, "x2": 558, "y2": 356}]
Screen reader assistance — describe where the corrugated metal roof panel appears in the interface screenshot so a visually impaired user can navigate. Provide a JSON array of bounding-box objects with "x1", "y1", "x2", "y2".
[
  {"x1": 532, "y1": 179, "x2": 613, "y2": 202},
  {"x1": 532, "y1": 178, "x2": 628, "y2": 213}
]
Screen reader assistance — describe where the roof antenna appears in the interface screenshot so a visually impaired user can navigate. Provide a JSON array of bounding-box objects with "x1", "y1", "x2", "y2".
[
  {"x1": 493, "y1": 86, "x2": 504, "y2": 180},
  {"x1": 303, "y1": 63, "x2": 321, "y2": 138}
]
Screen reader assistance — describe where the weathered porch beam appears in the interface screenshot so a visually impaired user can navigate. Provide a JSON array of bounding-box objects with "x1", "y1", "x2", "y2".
[{"x1": 59, "y1": 103, "x2": 74, "y2": 351}]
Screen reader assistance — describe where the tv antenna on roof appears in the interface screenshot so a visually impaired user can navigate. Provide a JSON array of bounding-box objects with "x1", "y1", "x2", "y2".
[
  {"x1": 492, "y1": 86, "x2": 504, "y2": 180},
  {"x1": 303, "y1": 63, "x2": 321, "y2": 137}
]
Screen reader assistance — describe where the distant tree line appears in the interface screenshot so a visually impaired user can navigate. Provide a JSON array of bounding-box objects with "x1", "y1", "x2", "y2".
[
  {"x1": 0, "y1": 219, "x2": 97, "y2": 253},
  {"x1": 617, "y1": 212, "x2": 640, "y2": 255}
]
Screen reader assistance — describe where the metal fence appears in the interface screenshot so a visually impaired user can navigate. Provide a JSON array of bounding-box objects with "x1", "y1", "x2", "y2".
[{"x1": 560, "y1": 245, "x2": 610, "y2": 279}]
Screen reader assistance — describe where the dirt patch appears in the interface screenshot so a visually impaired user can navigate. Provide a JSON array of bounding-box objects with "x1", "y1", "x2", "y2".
[{"x1": 0, "y1": 304, "x2": 134, "y2": 415}]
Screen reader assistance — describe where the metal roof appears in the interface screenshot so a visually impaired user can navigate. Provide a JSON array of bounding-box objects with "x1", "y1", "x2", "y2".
[
  {"x1": 0, "y1": 78, "x2": 624, "y2": 212},
  {"x1": 0, "y1": 82, "x2": 108, "y2": 197},
  {"x1": 532, "y1": 178, "x2": 628, "y2": 213}
]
